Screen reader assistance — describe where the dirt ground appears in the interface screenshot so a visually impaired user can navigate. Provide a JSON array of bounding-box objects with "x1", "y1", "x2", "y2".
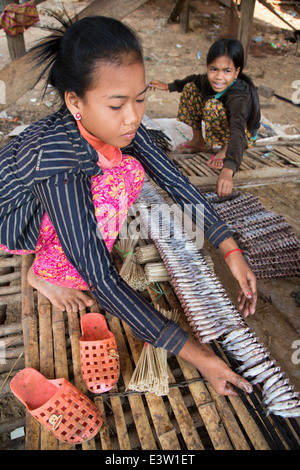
[
  {"x1": 0, "y1": 0, "x2": 299, "y2": 448},
  {"x1": 0, "y1": 0, "x2": 299, "y2": 135}
]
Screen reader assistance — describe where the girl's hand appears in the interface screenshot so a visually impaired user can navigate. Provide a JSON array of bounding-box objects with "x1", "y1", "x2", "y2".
[
  {"x1": 178, "y1": 339, "x2": 253, "y2": 396},
  {"x1": 224, "y1": 250, "x2": 257, "y2": 317},
  {"x1": 148, "y1": 80, "x2": 168, "y2": 91},
  {"x1": 216, "y1": 168, "x2": 234, "y2": 197}
]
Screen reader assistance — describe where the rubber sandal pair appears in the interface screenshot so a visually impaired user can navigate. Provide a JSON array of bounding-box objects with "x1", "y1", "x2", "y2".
[{"x1": 10, "y1": 313, "x2": 119, "y2": 443}]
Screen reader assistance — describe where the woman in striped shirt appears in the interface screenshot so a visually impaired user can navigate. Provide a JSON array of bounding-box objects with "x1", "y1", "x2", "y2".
[{"x1": 0, "y1": 15, "x2": 256, "y2": 396}]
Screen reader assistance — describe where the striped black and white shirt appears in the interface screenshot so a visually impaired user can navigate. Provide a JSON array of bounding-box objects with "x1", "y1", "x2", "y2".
[{"x1": 0, "y1": 106, "x2": 232, "y2": 354}]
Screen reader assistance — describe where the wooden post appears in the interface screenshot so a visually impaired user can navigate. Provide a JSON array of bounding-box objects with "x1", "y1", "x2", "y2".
[
  {"x1": 180, "y1": 0, "x2": 189, "y2": 34},
  {"x1": 226, "y1": 0, "x2": 239, "y2": 39},
  {"x1": 168, "y1": 0, "x2": 187, "y2": 23},
  {"x1": 1, "y1": 0, "x2": 26, "y2": 61},
  {"x1": 237, "y1": 0, "x2": 256, "y2": 65}
]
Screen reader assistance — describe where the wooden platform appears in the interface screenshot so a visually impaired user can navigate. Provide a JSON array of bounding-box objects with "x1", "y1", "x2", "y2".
[
  {"x1": 1, "y1": 251, "x2": 300, "y2": 451},
  {"x1": 171, "y1": 143, "x2": 300, "y2": 191}
]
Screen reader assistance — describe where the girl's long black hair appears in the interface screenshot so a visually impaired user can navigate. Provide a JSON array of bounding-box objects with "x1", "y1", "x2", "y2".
[
  {"x1": 30, "y1": 12, "x2": 144, "y2": 101},
  {"x1": 207, "y1": 38, "x2": 260, "y2": 132}
]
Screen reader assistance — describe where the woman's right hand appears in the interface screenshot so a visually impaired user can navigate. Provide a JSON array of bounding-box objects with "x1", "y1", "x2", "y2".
[{"x1": 148, "y1": 80, "x2": 168, "y2": 91}]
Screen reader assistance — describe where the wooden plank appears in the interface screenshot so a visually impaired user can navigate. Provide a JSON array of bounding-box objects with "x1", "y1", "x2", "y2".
[
  {"x1": 21, "y1": 254, "x2": 40, "y2": 450},
  {"x1": 205, "y1": 384, "x2": 251, "y2": 450},
  {"x1": 161, "y1": 290, "x2": 269, "y2": 450},
  {"x1": 122, "y1": 319, "x2": 182, "y2": 450},
  {"x1": 51, "y1": 305, "x2": 75, "y2": 451},
  {"x1": 227, "y1": 0, "x2": 239, "y2": 39},
  {"x1": 273, "y1": 146, "x2": 300, "y2": 164},
  {"x1": 146, "y1": 286, "x2": 205, "y2": 450},
  {"x1": 92, "y1": 305, "x2": 131, "y2": 450},
  {"x1": 51, "y1": 307, "x2": 69, "y2": 381},
  {"x1": 168, "y1": 0, "x2": 187, "y2": 22},
  {"x1": 228, "y1": 395, "x2": 270, "y2": 450},
  {"x1": 190, "y1": 156, "x2": 216, "y2": 176},
  {"x1": 66, "y1": 310, "x2": 87, "y2": 393},
  {"x1": 188, "y1": 166, "x2": 300, "y2": 190},
  {"x1": 109, "y1": 390, "x2": 132, "y2": 450},
  {"x1": 0, "y1": 0, "x2": 149, "y2": 112},
  {"x1": 109, "y1": 315, "x2": 158, "y2": 450},
  {"x1": 94, "y1": 397, "x2": 112, "y2": 450},
  {"x1": 258, "y1": 0, "x2": 297, "y2": 31},
  {"x1": 38, "y1": 292, "x2": 58, "y2": 450}
]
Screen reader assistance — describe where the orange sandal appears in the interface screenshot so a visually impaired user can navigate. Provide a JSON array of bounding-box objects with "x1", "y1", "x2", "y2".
[
  {"x1": 10, "y1": 368, "x2": 102, "y2": 444},
  {"x1": 80, "y1": 313, "x2": 120, "y2": 394}
]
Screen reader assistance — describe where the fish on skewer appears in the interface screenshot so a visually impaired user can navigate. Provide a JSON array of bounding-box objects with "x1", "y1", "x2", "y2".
[{"x1": 137, "y1": 180, "x2": 300, "y2": 417}]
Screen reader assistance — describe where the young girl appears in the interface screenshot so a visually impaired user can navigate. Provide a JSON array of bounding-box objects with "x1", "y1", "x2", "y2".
[
  {"x1": 150, "y1": 38, "x2": 261, "y2": 198},
  {"x1": 0, "y1": 16, "x2": 256, "y2": 396}
]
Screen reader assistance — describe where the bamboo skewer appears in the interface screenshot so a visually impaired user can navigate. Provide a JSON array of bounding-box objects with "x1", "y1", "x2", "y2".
[
  {"x1": 135, "y1": 244, "x2": 161, "y2": 264},
  {"x1": 144, "y1": 262, "x2": 170, "y2": 283},
  {"x1": 116, "y1": 238, "x2": 149, "y2": 291},
  {"x1": 127, "y1": 308, "x2": 180, "y2": 396}
]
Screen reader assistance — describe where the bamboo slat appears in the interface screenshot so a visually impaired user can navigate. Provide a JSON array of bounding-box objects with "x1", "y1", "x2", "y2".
[
  {"x1": 21, "y1": 255, "x2": 40, "y2": 451},
  {"x1": 171, "y1": 144, "x2": 300, "y2": 189},
  {"x1": 122, "y1": 320, "x2": 182, "y2": 450},
  {"x1": 108, "y1": 315, "x2": 158, "y2": 450},
  {"x1": 37, "y1": 292, "x2": 57, "y2": 451}
]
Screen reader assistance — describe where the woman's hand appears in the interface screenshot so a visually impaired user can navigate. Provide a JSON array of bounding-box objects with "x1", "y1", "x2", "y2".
[
  {"x1": 219, "y1": 239, "x2": 257, "y2": 317},
  {"x1": 216, "y1": 168, "x2": 234, "y2": 197}
]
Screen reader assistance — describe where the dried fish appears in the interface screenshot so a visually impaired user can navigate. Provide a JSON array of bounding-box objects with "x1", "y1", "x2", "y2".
[
  {"x1": 264, "y1": 378, "x2": 290, "y2": 396},
  {"x1": 227, "y1": 332, "x2": 255, "y2": 346},
  {"x1": 231, "y1": 346, "x2": 267, "y2": 362},
  {"x1": 137, "y1": 180, "x2": 300, "y2": 417},
  {"x1": 262, "y1": 372, "x2": 284, "y2": 395},
  {"x1": 196, "y1": 323, "x2": 232, "y2": 337},
  {"x1": 221, "y1": 327, "x2": 250, "y2": 345},
  {"x1": 263, "y1": 385, "x2": 294, "y2": 405},
  {"x1": 236, "y1": 352, "x2": 269, "y2": 373},
  {"x1": 271, "y1": 391, "x2": 299, "y2": 404},
  {"x1": 266, "y1": 399, "x2": 300, "y2": 413},
  {"x1": 200, "y1": 326, "x2": 232, "y2": 343},
  {"x1": 224, "y1": 337, "x2": 258, "y2": 352},
  {"x1": 270, "y1": 407, "x2": 300, "y2": 418},
  {"x1": 251, "y1": 366, "x2": 281, "y2": 385},
  {"x1": 243, "y1": 360, "x2": 275, "y2": 379}
]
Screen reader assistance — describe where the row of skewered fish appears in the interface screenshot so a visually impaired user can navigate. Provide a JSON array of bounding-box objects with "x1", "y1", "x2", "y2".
[
  {"x1": 136, "y1": 181, "x2": 300, "y2": 418},
  {"x1": 205, "y1": 191, "x2": 300, "y2": 279}
]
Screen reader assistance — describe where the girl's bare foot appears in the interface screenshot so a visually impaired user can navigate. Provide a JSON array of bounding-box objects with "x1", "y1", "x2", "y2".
[
  {"x1": 206, "y1": 154, "x2": 224, "y2": 169},
  {"x1": 27, "y1": 266, "x2": 95, "y2": 312},
  {"x1": 207, "y1": 146, "x2": 227, "y2": 169},
  {"x1": 176, "y1": 141, "x2": 208, "y2": 153},
  {"x1": 175, "y1": 129, "x2": 209, "y2": 154}
]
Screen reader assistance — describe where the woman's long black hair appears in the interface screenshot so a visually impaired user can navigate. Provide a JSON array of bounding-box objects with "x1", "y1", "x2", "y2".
[
  {"x1": 207, "y1": 38, "x2": 260, "y2": 132},
  {"x1": 30, "y1": 12, "x2": 144, "y2": 101}
]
